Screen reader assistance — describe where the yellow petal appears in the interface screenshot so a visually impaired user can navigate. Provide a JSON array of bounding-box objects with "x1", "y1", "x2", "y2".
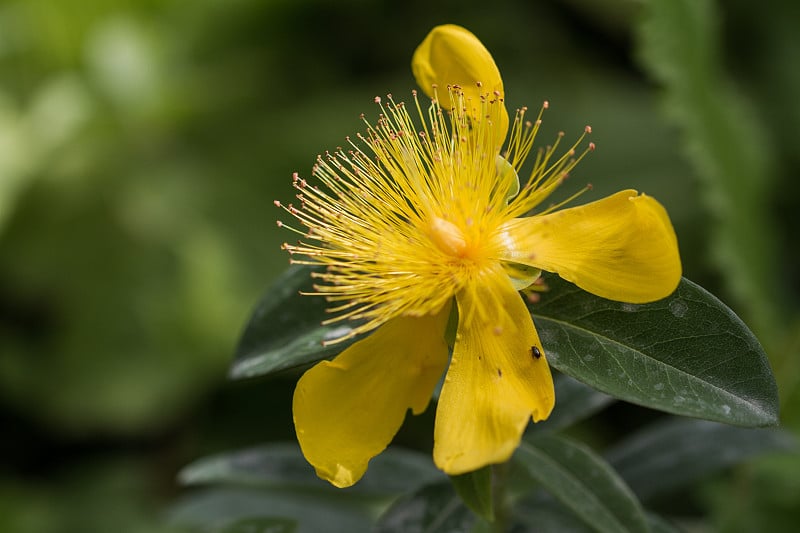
[
  {"x1": 412, "y1": 24, "x2": 508, "y2": 142},
  {"x1": 433, "y1": 266, "x2": 554, "y2": 475},
  {"x1": 293, "y1": 305, "x2": 451, "y2": 487},
  {"x1": 499, "y1": 190, "x2": 682, "y2": 303}
]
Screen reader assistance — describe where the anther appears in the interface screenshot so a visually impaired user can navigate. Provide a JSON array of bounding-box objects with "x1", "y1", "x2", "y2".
[
  {"x1": 374, "y1": 96, "x2": 381, "y2": 104},
  {"x1": 543, "y1": 100, "x2": 550, "y2": 109},
  {"x1": 273, "y1": 200, "x2": 281, "y2": 207},
  {"x1": 588, "y1": 142, "x2": 596, "y2": 151},
  {"x1": 585, "y1": 125, "x2": 592, "y2": 134}
]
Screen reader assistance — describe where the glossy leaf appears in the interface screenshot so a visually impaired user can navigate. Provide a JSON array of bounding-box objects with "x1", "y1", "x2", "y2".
[
  {"x1": 373, "y1": 481, "x2": 475, "y2": 533},
  {"x1": 531, "y1": 275, "x2": 779, "y2": 427},
  {"x1": 449, "y1": 466, "x2": 494, "y2": 522},
  {"x1": 167, "y1": 487, "x2": 373, "y2": 533},
  {"x1": 178, "y1": 443, "x2": 443, "y2": 496},
  {"x1": 515, "y1": 498, "x2": 681, "y2": 533},
  {"x1": 515, "y1": 434, "x2": 648, "y2": 533},
  {"x1": 606, "y1": 417, "x2": 796, "y2": 501},
  {"x1": 514, "y1": 499, "x2": 592, "y2": 533},
  {"x1": 233, "y1": 269, "x2": 778, "y2": 431},
  {"x1": 528, "y1": 372, "x2": 615, "y2": 435},
  {"x1": 231, "y1": 266, "x2": 359, "y2": 380},
  {"x1": 221, "y1": 517, "x2": 296, "y2": 533}
]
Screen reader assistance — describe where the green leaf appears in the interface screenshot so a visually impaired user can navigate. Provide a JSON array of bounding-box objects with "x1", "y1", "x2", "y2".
[
  {"x1": 178, "y1": 443, "x2": 443, "y2": 496},
  {"x1": 606, "y1": 417, "x2": 796, "y2": 501},
  {"x1": 168, "y1": 487, "x2": 373, "y2": 533},
  {"x1": 373, "y1": 481, "x2": 476, "y2": 533},
  {"x1": 221, "y1": 517, "x2": 296, "y2": 533},
  {"x1": 515, "y1": 499, "x2": 681, "y2": 533},
  {"x1": 515, "y1": 434, "x2": 649, "y2": 533},
  {"x1": 449, "y1": 466, "x2": 494, "y2": 522},
  {"x1": 231, "y1": 266, "x2": 359, "y2": 380},
  {"x1": 234, "y1": 270, "x2": 779, "y2": 431},
  {"x1": 531, "y1": 275, "x2": 779, "y2": 427},
  {"x1": 528, "y1": 372, "x2": 615, "y2": 435},
  {"x1": 645, "y1": 513, "x2": 683, "y2": 533},
  {"x1": 514, "y1": 499, "x2": 593, "y2": 533}
]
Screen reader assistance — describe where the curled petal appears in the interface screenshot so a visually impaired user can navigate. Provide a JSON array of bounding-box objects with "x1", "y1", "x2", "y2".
[
  {"x1": 293, "y1": 305, "x2": 451, "y2": 487},
  {"x1": 434, "y1": 266, "x2": 554, "y2": 475},
  {"x1": 412, "y1": 24, "x2": 508, "y2": 142},
  {"x1": 499, "y1": 190, "x2": 682, "y2": 303}
]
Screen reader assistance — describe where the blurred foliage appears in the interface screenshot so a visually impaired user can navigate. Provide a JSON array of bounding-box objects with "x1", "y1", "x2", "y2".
[{"x1": 0, "y1": 0, "x2": 798, "y2": 531}]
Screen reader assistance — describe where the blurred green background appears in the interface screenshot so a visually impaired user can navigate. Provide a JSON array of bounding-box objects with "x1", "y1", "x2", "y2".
[{"x1": 1, "y1": 0, "x2": 798, "y2": 531}]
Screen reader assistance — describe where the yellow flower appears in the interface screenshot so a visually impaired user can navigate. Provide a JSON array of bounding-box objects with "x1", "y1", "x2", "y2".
[{"x1": 277, "y1": 24, "x2": 681, "y2": 488}]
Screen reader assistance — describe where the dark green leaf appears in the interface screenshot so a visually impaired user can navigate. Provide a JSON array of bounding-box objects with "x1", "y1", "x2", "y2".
[
  {"x1": 373, "y1": 481, "x2": 476, "y2": 533},
  {"x1": 514, "y1": 499, "x2": 593, "y2": 533},
  {"x1": 645, "y1": 513, "x2": 683, "y2": 533},
  {"x1": 221, "y1": 517, "x2": 296, "y2": 533},
  {"x1": 449, "y1": 466, "x2": 494, "y2": 522},
  {"x1": 527, "y1": 372, "x2": 615, "y2": 435},
  {"x1": 167, "y1": 487, "x2": 373, "y2": 533},
  {"x1": 234, "y1": 271, "x2": 779, "y2": 432},
  {"x1": 178, "y1": 443, "x2": 443, "y2": 496},
  {"x1": 516, "y1": 497, "x2": 682, "y2": 533},
  {"x1": 230, "y1": 266, "x2": 359, "y2": 380},
  {"x1": 515, "y1": 434, "x2": 648, "y2": 533},
  {"x1": 606, "y1": 417, "x2": 796, "y2": 501},
  {"x1": 532, "y1": 275, "x2": 779, "y2": 427}
]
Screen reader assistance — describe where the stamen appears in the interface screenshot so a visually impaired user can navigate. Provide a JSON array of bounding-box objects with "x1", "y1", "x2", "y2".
[{"x1": 276, "y1": 88, "x2": 594, "y2": 337}]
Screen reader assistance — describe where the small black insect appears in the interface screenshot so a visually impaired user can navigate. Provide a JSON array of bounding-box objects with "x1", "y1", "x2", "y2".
[{"x1": 531, "y1": 346, "x2": 542, "y2": 359}]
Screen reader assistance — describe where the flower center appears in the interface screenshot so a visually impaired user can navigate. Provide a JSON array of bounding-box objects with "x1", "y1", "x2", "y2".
[{"x1": 429, "y1": 216, "x2": 469, "y2": 258}]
